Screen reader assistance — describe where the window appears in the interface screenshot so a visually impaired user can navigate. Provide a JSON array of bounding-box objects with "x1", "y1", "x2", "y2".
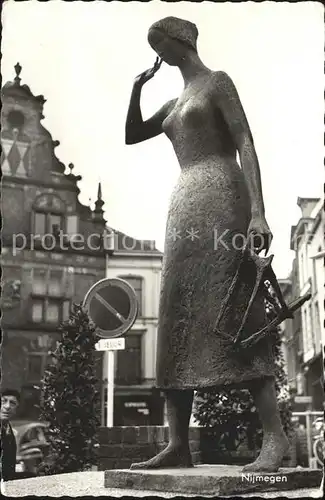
[
  {"x1": 296, "y1": 373, "x2": 304, "y2": 395},
  {"x1": 28, "y1": 354, "x2": 43, "y2": 382},
  {"x1": 116, "y1": 334, "x2": 142, "y2": 385},
  {"x1": 303, "y1": 306, "x2": 313, "y2": 352},
  {"x1": 31, "y1": 268, "x2": 71, "y2": 324},
  {"x1": 300, "y1": 253, "x2": 304, "y2": 286},
  {"x1": 119, "y1": 276, "x2": 143, "y2": 316},
  {"x1": 32, "y1": 269, "x2": 47, "y2": 295},
  {"x1": 102, "y1": 228, "x2": 115, "y2": 251},
  {"x1": 32, "y1": 298, "x2": 70, "y2": 324},
  {"x1": 32, "y1": 268, "x2": 64, "y2": 297},
  {"x1": 308, "y1": 304, "x2": 314, "y2": 348},
  {"x1": 33, "y1": 212, "x2": 64, "y2": 236},
  {"x1": 303, "y1": 309, "x2": 308, "y2": 351},
  {"x1": 34, "y1": 213, "x2": 46, "y2": 235},
  {"x1": 49, "y1": 270, "x2": 63, "y2": 297},
  {"x1": 50, "y1": 214, "x2": 62, "y2": 233},
  {"x1": 27, "y1": 353, "x2": 49, "y2": 384},
  {"x1": 25, "y1": 335, "x2": 58, "y2": 385},
  {"x1": 46, "y1": 300, "x2": 61, "y2": 323},
  {"x1": 32, "y1": 300, "x2": 44, "y2": 322},
  {"x1": 63, "y1": 299, "x2": 70, "y2": 320},
  {"x1": 32, "y1": 194, "x2": 65, "y2": 236},
  {"x1": 66, "y1": 215, "x2": 79, "y2": 240},
  {"x1": 314, "y1": 302, "x2": 321, "y2": 336}
]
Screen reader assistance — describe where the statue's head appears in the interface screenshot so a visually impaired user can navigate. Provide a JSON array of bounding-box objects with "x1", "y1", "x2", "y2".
[{"x1": 148, "y1": 16, "x2": 198, "y2": 66}]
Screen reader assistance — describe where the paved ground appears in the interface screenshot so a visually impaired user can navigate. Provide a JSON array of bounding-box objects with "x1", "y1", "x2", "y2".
[{"x1": 1, "y1": 471, "x2": 323, "y2": 498}]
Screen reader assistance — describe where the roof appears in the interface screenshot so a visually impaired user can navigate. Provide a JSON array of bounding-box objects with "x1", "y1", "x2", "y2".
[
  {"x1": 107, "y1": 227, "x2": 163, "y2": 256},
  {"x1": 297, "y1": 197, "x2": 321, "y2": 218},
  {"x1": 291, "y1": 196, "x2": 323, "y2": 249},
  {"x1": 2, "y1": 63, "x2": 46, "y2": 105},
  {"x1": 76, "y1": 199, "x2": 92, "y2": 218},
  {"x1": 2, "y1": 81, "x2": 46, "y2": 105}
]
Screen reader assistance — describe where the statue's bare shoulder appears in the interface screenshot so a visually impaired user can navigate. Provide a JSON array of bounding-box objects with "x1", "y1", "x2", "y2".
[
  {"x1": 209, "y1": 70, "x2": 239, "y2": 100},
  {"x1": 209, "y1": 70, "x2": 250, "y2": 138}
]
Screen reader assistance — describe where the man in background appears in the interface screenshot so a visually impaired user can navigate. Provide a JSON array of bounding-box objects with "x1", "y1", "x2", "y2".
[{"x1": 1, "y1": 388, "x2": 20, "y2": 481}]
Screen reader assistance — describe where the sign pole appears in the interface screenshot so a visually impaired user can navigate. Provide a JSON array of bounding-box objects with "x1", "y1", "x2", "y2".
[
  {"x1": 83, "y1": 278, "x2": 138, "y2": 429},
  {"x1": 106, "y1": 350, "x2": 115, "y2": 428}
]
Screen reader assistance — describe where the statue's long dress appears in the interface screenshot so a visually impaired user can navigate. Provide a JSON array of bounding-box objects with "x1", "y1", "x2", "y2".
[{"x1": 156, "y1": 101, "x2": 275, "y2": 390}]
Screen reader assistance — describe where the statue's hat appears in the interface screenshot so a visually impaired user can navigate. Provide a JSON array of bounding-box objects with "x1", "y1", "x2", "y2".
[{"x1": 149, "y1": 16, "x2": 198, "y2": 51}]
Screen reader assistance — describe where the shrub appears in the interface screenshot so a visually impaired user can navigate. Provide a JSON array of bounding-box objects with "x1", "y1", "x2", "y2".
[{"x1": 38, "y1": 304, "x2": 101, "y2": 475}]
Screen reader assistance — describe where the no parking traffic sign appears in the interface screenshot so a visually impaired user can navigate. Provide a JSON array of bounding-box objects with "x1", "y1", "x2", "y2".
[
  {"x1": 83, "y1": 278, "x2": 138, "y2": 427},
  {"x1": 83, "y1": 278, "x2": 138, "y2": 338}
]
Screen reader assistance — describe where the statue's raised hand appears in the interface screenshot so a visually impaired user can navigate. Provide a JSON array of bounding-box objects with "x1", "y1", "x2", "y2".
[{"x1": 134, "y1": 57, "x2": 163, "y2": 86}]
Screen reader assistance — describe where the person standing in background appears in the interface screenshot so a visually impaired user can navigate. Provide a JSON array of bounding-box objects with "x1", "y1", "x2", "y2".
[{"x1": 1, "y1": 389, "x2": 20, "y2": 481}]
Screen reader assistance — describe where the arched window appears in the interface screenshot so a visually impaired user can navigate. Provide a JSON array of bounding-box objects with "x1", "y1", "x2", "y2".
[
  {"x1": 118, "y1": 275, "x2": 143, "y2": 316},
  {"x1": 33, "y1": 193, "x2": 65, "y2": 236}
]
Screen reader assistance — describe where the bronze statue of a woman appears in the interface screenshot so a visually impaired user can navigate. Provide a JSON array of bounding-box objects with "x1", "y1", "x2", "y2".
[{"x1": 125, "y1": 16, "x2": 290, "y2": 472}]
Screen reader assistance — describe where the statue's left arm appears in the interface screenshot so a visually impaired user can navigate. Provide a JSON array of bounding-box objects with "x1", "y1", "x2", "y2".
[{"x1": 214, "y1": 71, "x2": 272, "y2": 253}]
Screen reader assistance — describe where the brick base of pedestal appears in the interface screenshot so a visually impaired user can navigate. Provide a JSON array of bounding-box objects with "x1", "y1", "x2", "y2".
[
  {"x1": 98, "y1": 426, "x2": 297, "y2": 471},
  {"x1": 104, "y1": 465, "x2": 322, "y2": 496}
]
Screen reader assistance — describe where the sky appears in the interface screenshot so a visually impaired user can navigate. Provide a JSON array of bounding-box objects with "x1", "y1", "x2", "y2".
[{"x1": 2, "y1": 0, "x2": 324, "y2": 278}]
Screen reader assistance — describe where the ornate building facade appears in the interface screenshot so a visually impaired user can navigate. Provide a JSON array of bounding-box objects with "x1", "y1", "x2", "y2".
[
  {"x1": 1, "y1": 64, "x2": 111, "y2": 418},
  {"x1": 280, "y1": 196, "x2": 324, "y2": 411}
]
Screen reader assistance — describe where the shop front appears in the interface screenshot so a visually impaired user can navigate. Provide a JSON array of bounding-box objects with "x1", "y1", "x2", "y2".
[{"x1": 102, "y1": 386, "x2": 165, "y2": 426}]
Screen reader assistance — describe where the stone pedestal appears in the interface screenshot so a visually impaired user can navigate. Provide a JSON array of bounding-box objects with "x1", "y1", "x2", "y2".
[{"x1": 104, "y1": 465, "x2": 322, "y2": 496}]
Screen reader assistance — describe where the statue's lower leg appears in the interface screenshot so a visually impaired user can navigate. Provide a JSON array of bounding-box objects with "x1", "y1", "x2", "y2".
[
  {"x1": 130, "y1": 389, "x2": 194, "y2": 469},
  {"x1": 242, "y1": 377, "x2": 290, "y2": 472}
]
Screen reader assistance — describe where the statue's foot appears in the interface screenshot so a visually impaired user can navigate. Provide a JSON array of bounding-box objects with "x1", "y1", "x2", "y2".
[
  {"x1": 242, "y1": 432, "x2": 290, "y2": 473},
  {"x1": 130, "y1": 443, "x2": 193, "y2": 470}
]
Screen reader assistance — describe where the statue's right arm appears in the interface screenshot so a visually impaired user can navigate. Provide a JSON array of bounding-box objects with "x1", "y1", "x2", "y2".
[{"x1": 125, "y1": 82, "x2": 176, "y2": 144}]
